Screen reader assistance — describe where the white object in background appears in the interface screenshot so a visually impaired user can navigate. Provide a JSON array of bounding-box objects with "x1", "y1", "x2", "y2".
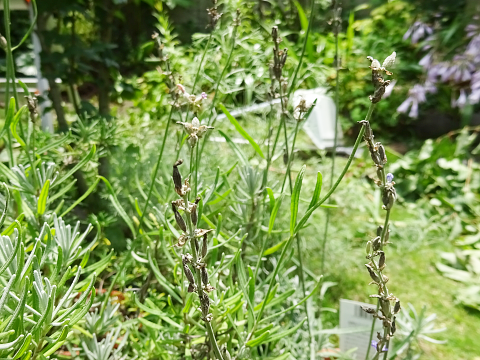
[
  {"x1": 0, "y1": 0, "x2": 28, "y2": 10},
  {"x1": 293, "y1": 88, "x2": 343, "y2": 149},
  {"x1": 339, "y1": 299, "x2": 383, "y2": 359}
]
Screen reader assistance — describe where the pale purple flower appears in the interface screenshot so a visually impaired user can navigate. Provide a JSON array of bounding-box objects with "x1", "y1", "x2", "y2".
[
  {"x1": 403, "y1": 21, "x2": 433, "y2": 44},
  {"x1": 419, "y1": 52, "x2": 433, "y2": 68},
  {"x1": 453, "y1": 89, "x2": 467, "y2": 108},
  {"x1": 466, "y1": 23, "x2": 479, "y2": 38},
  {"x1": 371, "y1": 340, "x2": 388, "y2": 352},
  {"x1": 397, "y1": 84, "x2": 431, "y2": 118},
  {"x1": 201, "y1": 92, "x2": 207, "y2": 100},
  {"x1": 386, "y1": 173, "x2": 394, "y2": 183}
]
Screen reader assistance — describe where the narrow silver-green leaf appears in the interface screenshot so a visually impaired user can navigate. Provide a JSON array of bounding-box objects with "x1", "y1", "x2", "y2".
[
  {"x1": 52, "y1": 145, "x2": 96, "y2": 189},
  {"x1": 0, "y1": 97, "x2": 16, "y2": 139},
  {"x1": 37, "y1": 179, "x2": 50, "y2": 215},
  {"x1": 99, "y1": 176, "x2": 136, "y2": 239},
  {"x1": 220, "y1": 103, "x2": 265, "y2": 158},
  {"x1": 147, "y1": 250, "x2": 182, "y2": 303},
  {"x1": 268, "y1": 194, "x2": 284, "y2": 235},
  {"x1": 10, "y1": 106, "x2": 28, "y2": 147},
  {"x1": 308, "y1": 172, "x2": 322, "y2": 210},
  {"x1": 290, "y1": 165, "x2": 306, "y2": 236},
  {"x1": 218, "y1": 130, "x2": 248, "y2": 166}
]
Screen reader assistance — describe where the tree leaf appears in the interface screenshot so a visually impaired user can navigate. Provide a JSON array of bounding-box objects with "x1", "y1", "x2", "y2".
[{"x1": 219, "y1": 103, "x2": 264, "y2": 158}]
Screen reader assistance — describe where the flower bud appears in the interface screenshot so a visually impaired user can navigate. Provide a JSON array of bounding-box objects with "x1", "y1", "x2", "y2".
[
  {"x1": 377, "y1": 226, "x2": 383, "y2": 237},
  {"x1": 366, "y1": 241, "x2": 372, "y2": 255},
  {"x1": 377, "y1": 144, "x2": 387, "y2": 164},
  {"x1": 372, "y1": 236, "x2": 381, "y2": 251},
  {"x1": 378, "y1": 251, "x2": 386, "y2": 270},
  {"x1": 191, "y1": 203, "x2": 198, "y2": 226},
  {"x1": 361, "y1": 306, "x2": 377, "y2": 315},
  {"x1": 201, "y1": 267, "x2": 209, "y2": 286},
  {"x1": 380, "y1": 298, "x2": 390, "y2": 317},
  {"x1": 182, "y1": 255, "x2": 195, "y2": 284},
  {"x1": 223, "y1": 349, "x2": 232, "y2": 360},
  {"x1": 391, "y1": 316, "x2": 397, "y2": 335},
  {"x1": 0, "y1": 35, "x2": 7, "y2": 50},
  {"x1": 173, "y1": 160, "x2": 183, "y2": 193},
  {"x1": 172, "y1": 202, "x2": 187, "y2": 232},
  {"x1": 365, "y1": 264, "x2": 380, "y2": 283},
  {"x1": 200, "y1": 291, "x2": 210, "y2": 315},
  {"x1": 382, "y1": 186, "x2": 397, "y2": 210},
  {"x1": 382, "y1": 51, "x2": 396, "y2": 69},
  {"x1": 202, "y1": 233, "x2": 208, "y2": 258},
  {"x1": 394, "y1": 300, "x2": 401, "y2": 314}
]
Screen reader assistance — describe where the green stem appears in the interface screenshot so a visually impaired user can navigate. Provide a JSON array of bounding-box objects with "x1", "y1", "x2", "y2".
[
  {"x1": 185, "y1": 32, "x2": 213, "y2": 122},
  {"x1": 320, "y1": 210, "x2": 330, "y2": 274},
  {"x1": 249, "y1": 109, "x2": 372, "y2": 338},
  {"x1": 287, "y1": 0, "x2": 316, "y2": 99},
  {"x1": 281, "y1": 120, "x2": 299, "y2": 193},
  {"x1": 206, "y1": 25, "x2": 238, "y2": 129},
  {"x1": 366, "y1": 208, "x2": 391, "y2": 359},
  {"x1": 3, "y1": 0, "x2": 14, "y2": 168},
  {"x1": 365, "y1": 301, "x2": 379, "y2": 360},
  {"x1": 320, "y1": 4, "x2": 340, "y2": 279},
  {"x1": 137, "y1": 104, "x2": 175, "y2": 234}
]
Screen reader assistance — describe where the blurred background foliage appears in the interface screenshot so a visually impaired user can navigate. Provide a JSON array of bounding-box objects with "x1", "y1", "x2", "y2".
[{"x1": 0, "y1": 0, "x2": 479, "y2": 359}]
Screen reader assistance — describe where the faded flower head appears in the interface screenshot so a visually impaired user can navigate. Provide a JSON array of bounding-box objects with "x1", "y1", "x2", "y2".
[
  {"x1": 177, "y1": 117, "x2": 214, "y2": 147},
  {"x1": 382, "y1": 51, "x2": 396, "y2": 71},
  {"x1": 175, "y1": 84, "x2": 209, "y2": 110},
  {"x1": 207, "y1": 0, "x2": 222, "y2": 29}
]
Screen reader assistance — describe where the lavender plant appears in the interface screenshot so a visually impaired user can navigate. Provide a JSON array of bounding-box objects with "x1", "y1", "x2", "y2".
[
  {"x1": 359, "y1": 52, "x2": 401, "y2": 360},
  {"x1": 171, "y1": 120, "x2": 224, "y2": 359}
]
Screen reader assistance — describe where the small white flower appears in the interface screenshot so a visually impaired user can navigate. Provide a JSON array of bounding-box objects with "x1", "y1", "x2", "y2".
[{"x1": 382, "y1": 51, "x2": 396, "y2": 69}]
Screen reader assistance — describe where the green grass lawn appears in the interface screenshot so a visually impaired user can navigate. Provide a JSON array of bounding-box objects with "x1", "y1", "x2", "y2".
[
  {"x1": 285, "y1": 149, "x2": 480, "y2": 360},
  {"x1": 316, "y1": 227, "x2": 480, "y2": 360}
]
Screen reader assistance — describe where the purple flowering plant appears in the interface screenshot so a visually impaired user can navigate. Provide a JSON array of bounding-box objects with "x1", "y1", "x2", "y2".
[{"x1": 398, "y1": 11, "x2": 480, "y2": 118}]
